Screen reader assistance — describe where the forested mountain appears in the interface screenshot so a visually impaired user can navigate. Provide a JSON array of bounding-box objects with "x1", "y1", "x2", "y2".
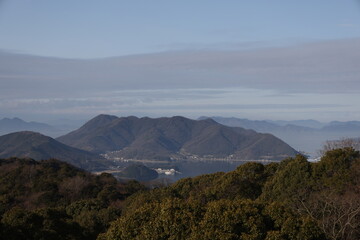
[
  {"x1": 0, "y1": 131, "x2": 108, "y2": 170},
  {"x1": 100, "y1": 147, "x2": 360, "y2": 240},
  {"x1": 1, "y1": 147, "x2": 359, "y2": 239},
  {"x1": 205, "y1": 116, "x2": 360, "y2": 155},
  {"x1": 57, "y1": 115, "x2": 298, "y2": 161},
  {"x1": 0, "y1": 158, "x2": 145, "y2": 240}
]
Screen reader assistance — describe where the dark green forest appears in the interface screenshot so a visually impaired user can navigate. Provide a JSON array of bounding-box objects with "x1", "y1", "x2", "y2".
[
  {"x1": 1, "y1": 147, "x2": 359, "y2": 240},
  {"x1": 0, "y1": 158, "x2": 145, "y2": 240}
]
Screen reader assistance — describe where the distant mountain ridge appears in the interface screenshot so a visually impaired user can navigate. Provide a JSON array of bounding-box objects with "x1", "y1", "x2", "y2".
[
  {"x1": 0, "y1": 117, "x2": 81, "y2": 137},
  {"x1": 203, "y1": 116, "x2": 360, "y2": 133},
  {"x1": 0, "y1": 117, "x2": 55, "y2": 134},
  {"x1": 57, "y1": 115, "x2": 298, "y2": 161},
  {"x1": 323, "y1": 121, "x2": 360, "y2": 131},
  {"x1": 267, "y1": 119, "x2": 327, "y2": 129},
  {"x1": 202, "y1": 116, "x2": 360, "y2": 156},
  {"x1": 3, "y1": 116, "x2": 359, "y2": 159},
  {"x1": 0, "y1": 131, "x2": 108, "y2": 170},
  {"x1": 198, "y1": 117, "x2": 318, "y2": 132}
]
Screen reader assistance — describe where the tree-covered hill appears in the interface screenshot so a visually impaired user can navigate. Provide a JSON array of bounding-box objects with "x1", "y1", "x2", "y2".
[
  {"x1": 100, "y1": 147, "x2": 360, "y2": 240},
  {"x1": 0, "y1": 158, "x2": 145, "y2": 240},
  {"x1": 0, "y1": 131, "x2": 109, "y2": 171},
  {"x1": 1, "y1": 147, "x2": 359, "y2": 240},
  {"x1": 57, "y1": 115, "x2": 298, "y2": 161}
]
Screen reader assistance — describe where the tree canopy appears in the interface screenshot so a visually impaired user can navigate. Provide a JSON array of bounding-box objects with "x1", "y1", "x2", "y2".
[
  {"x1": 101, "y1": 148, "x2": 360, "y2": 240},
  {"x1": 1, "y1": 147, "x2": 359, "y2": 240}
]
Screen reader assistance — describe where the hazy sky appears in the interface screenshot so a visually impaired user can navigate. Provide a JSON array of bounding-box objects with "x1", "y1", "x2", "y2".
[{"x1": 0, "y1": 1, "x2": 360, "y2": 122}]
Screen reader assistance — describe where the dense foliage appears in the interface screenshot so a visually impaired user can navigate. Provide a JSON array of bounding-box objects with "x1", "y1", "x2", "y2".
[
  {"x1": 0, "y1": 158, "x2": 145, "y2": 240},
  {"x1": 100, "y1": 148, "x2": 360, "y2": 240},
  {"x1": 1, "y1": 147, "x2": 359, "y2": 240}
]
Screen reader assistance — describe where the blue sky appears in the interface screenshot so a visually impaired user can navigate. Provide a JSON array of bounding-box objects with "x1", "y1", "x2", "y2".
[
  {"x1": 1, "y1": 0, "x2": 360, "y2": 58},
  {"x1": 0, "y1": 1, "x2": 360, "y2": 122}
]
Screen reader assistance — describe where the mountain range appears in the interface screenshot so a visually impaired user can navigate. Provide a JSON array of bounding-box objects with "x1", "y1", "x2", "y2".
[
  {"x1": 0, "y1": 131, "x2": 108, "y2": 170},
  {"x1": 202, "y1": 117, "x2": 360, "y2": 156},
  {"x1": 0, "y1": 117, "x2": 55, "y2": 134},
  {"x1": 0, "y1": 117, "x2": 82, "y2": 138},
  {"x1": 57, "y1": 115, "x2": 298, "y2": 161},
  {"x1": 2, "y1": 116, "x2": 359, "y2": 159}
]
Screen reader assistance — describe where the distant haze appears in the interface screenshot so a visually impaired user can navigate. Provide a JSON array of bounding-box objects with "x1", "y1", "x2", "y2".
[
  {"x1": 1, "y1": 39, "x2": 360, "y2": 121},
  {"x1": 0, "y1": 1, "x2": 359, "y2": 121}
]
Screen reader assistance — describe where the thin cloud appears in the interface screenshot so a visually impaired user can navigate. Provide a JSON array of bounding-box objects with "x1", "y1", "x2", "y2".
[
  {"x1": 1, "y1": 38, "x2": 360, "y2": 120},
  {"x1": 1, "y1": 38, "x2": 359, "y2": 99}
]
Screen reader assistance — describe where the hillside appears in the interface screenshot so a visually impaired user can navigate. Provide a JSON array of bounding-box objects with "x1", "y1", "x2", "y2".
[
  {"x1": 0, "y1": 157, "x2": 146, "y2": 240},
  {"x1": 100, "y1": 147, "x2": 360, "y2": 240},
  {"x1": 1, "y1": 148, "x2": 359, "y2": 239},
  {"x1": 0, "y1": 131, "x2": 109, "y2": 170},
  {"x1": 205, "y1": 116, "x2": 360, "y2": 156},
  {"x1": 57, "y1": 115, "x2": 298, "y2": 161}
]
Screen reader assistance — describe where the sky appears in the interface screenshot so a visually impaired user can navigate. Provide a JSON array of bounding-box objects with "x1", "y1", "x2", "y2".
[{"x1": 0, "y1": 0, "x2": 360, "y2": 122}]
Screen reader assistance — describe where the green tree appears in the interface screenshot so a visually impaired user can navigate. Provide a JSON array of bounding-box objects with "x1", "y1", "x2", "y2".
[{"x1": 260, "y1": 155, "x2": 313, "y2": 204}]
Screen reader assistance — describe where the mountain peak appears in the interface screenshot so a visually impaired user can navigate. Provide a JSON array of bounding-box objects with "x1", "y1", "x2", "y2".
[
  {"x1": 198, "y1": 118, "x2": 217, "y2": 124},
  {"x1": 79, "y1": 114, "x2": 118, "y2": 130},
  {"x1": 1, "y1": 117, "x2": 25, "y2": 123},
  {"x1": 58, "y1": 115, "x2": 298, "y2": 161},
  {"x1": 92, "y1": 114, "x2": 118, "y2": 122},
  {"x1": 3, "y1": 130, "x2": 49, "y2": 139},
  {"x1": 0, "y1": 117, "x2": 57, "y2": 137},
  {"x1": 0, "y1": 131, "x2": 106, "y2": 170},
  {"x1": 12, "y1": 117, "x2": 23, "y2": 121}
]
